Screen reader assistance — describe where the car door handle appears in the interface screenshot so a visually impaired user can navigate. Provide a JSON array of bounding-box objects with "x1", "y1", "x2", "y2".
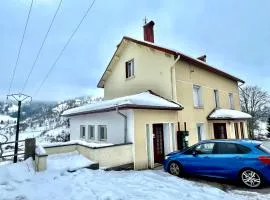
[
  {"x1": 234, "y1": 156, "x2": 242, "y2": 159},
  {"x1": 204, "y1": 156, "x2": 210, "y2": 158}
]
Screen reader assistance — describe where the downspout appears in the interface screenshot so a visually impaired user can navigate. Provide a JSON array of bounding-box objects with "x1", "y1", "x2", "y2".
[
  {"x1": 170, "y1": 55, "x2": 180, "y2": 102},
  {"x1": 116, "y1": 107, "x2": 127, "y2": 143}
]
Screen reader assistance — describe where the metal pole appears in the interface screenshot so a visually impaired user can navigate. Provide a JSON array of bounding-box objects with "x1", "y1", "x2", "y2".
[{"x1": 13, "y1": 100, "x2": 21, "y2": 163}]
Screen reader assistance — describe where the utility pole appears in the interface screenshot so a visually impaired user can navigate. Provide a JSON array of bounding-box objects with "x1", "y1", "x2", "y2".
[{"x1": 7, "y1": 93, "x2": 31, "y2": 163}]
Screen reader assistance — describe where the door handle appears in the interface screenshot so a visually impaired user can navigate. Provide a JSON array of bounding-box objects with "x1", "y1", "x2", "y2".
[
  {"x1": 234, "y1": 156, "x2": 242, "y2": 159},
  {"x1": 204, "y1": 156, "x2": 210, "y2": 158}
]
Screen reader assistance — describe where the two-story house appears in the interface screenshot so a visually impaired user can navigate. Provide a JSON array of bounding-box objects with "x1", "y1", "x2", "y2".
[{"x1": 63, "y1": 21, "x2": 251, "y2": 170}]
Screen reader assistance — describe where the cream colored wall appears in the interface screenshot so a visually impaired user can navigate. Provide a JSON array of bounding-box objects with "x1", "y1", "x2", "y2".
[
  {"x1": 104, "y1": 41, "x2": 175, "y2": 100},
  {"x1": 175, "y1": 60, "x2": 241, "y2": 145},
  {"x1": 133, "y1": 109, "x2": 178, "y2": 170}
]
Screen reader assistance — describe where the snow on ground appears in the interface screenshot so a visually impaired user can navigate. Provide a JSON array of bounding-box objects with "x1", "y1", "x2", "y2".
[
  {"x1": 0, "y1": 159, "x2": 269, "y2": 200},
  {"x1": 0, "y1": 114, "x2": 16, "y2": 122},
  {"x1": 47, "y1": 151, "x2": 96, "y2": 171}
]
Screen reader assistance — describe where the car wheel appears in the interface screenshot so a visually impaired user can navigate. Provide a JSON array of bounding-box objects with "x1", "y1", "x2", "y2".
[
  {"x1": 240, "y1": 169, "x2": 263, "y2": 188},
  {"x1": 168, "y1": 162, "x2": 182, "y2": 176}
]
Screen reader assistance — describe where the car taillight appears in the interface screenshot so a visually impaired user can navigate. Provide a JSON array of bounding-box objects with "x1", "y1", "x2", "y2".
[{"x1": 258, "y1": 156, "x2": 270, "y2": 164}]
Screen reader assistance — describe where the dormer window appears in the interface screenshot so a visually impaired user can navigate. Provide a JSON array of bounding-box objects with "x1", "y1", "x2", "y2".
[{"x1": 125, "y1": 59, "x2": 134, "y2": 79}]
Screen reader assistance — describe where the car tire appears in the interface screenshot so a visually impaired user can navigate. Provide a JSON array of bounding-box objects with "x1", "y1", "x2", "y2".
[
  {"x1": 168, "y1": 161, "x2": 182, "y2": 177},
  {"x1": 239, "y1": 169, "x2": 263, "y2": 189}
]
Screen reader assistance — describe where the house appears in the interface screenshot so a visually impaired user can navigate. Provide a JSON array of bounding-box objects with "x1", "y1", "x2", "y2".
[{"x1": 62, "y1": 20, "x2": 251, "y2": 170}]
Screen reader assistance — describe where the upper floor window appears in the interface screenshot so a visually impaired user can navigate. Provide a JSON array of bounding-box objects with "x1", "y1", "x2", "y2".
[
  {"x1": 214, "y1": 89, "x2": 220, "y2": 108},
  {"x1": 229, "y1": 93, "x2": 234, "y2": 109},
  {"x1": 125, "y1": 59, "x2": 134, "y2": 79},
  {"x1": 193, "y1": 85, "x2": 203, "y2": 108}
]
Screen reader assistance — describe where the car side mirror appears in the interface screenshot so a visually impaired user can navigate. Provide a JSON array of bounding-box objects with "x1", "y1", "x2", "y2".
[{"x1": 192, "y1": 151, "x2": 198, "y2": 156}]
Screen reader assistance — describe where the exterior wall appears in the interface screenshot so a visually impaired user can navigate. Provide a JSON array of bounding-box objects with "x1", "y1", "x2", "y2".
[
  {"x1": 104, "y1": 41, "x2": 175, "y2": 100},
  {"x1": 175, "y1": 60, "x2": 242, "y2": 145},
  {"x1": 69, "y1": 110, "x2": 134, "y2": 144},
  {"x1": 133, "y1": 109, "x2": 178, "y2": 170},
  {"x1": 42, "y1": 143, "x2": 133, "y2": 169}
]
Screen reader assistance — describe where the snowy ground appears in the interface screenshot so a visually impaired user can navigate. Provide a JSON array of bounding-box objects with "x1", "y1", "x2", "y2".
[{"x1": 0, "y1": 159, "x2": 269, "y2": 200}]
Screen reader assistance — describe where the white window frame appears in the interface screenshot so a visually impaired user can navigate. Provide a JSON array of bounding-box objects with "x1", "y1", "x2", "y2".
[
  {"x1": 80, "y1": 125, "x2": 86, "y2": 139},
  {"x1": 193, "y1": 85, "x2": 203, "y2": 108},
  {"x1": 229, "y1": 93, "x2": 234, "y2": 109},
  {"x1": 196, "y1": 123, "x2": 204, "y2": 142},
  {"x1": 98, "y1": 125, "x2": 107, "y2": 141},
  {"x1": 88, "y1": 125, "x2": 95, "y2": 140},
  {"x1": 126, "y1": 59, "x2": 134, "y2": 79},
  {"x1": 214, "y1": 89, "x2": 220, "y2": 108}
]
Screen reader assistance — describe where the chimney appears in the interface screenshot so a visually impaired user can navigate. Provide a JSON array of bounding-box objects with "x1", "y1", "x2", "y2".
[
  {"x1": 197, "y1": 55, "x2": 207, "y2": 62},
  {"x1": 143, "y1": 20, "x2": 155, "y2": 43}
]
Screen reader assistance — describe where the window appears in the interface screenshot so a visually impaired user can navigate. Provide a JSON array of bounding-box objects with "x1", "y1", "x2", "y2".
[
  {"x1": 229, "y1": 93, "x2": 234, "y2": 109},
  {"x1": 88, "y1": 125, "x2": 95, "y2": 140},
  {"x1": 195, "y1": 143, "x2": 215, "y2": 154},
  {"x1": 80, "y1": 125, "x2": 86, "y2": 139},
  {"x1": 215, "y1": 143, "x2": 250, "y2": 154},
  {"x1": 125, "y1": 59, "x2": 134, "y2": 79},
  {"x1": 98, "y1": 125, "x2": 107, "y2": 141},
  {"x1": 214, "y1": 89, "x2": 220, "y2": 108},
  {"x1": 234, "y1": 123, "x2": 239, "y2": 139},
  {"x1": 193, "y1": 85, "x2": 203, "y2": 108},
  {"x1": 257, "y1": 144, "x2": 270, "y2": 154},
  {"x1": 196, "y1": 123, "x2": 204, "y2": 142}
]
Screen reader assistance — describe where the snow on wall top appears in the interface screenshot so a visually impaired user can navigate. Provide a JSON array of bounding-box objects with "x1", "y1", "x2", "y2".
[
  {"x1": 62, "y1": 91, "x2": 183, "y2": 116},
  {"x1": 208, "y1": 109, "x2": 252, "y2": 120}
]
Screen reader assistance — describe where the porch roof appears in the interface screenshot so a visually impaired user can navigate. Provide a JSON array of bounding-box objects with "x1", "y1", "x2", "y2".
[
  {"x1": 62, "y1": 91, "x2": 183, "y2": 117},
  {"x1": 208, "y1": 109, "x2": 252, "y2": 120}
]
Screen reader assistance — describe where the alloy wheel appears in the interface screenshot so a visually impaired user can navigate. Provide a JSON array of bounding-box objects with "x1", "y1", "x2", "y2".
[
  {"x1": 241, "y1": 169, "x2": 261, "y2": 188},
  {"x1": 169, "y1": 162, "x2": 180, "y2": 176}
]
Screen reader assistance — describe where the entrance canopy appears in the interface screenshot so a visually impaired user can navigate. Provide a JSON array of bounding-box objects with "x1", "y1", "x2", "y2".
[{"x1": 208, "y1": 109, "x2": 252, "y2": 120}]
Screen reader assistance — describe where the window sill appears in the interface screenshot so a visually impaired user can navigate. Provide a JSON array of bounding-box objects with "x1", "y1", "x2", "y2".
[
  {"x1": 126, "y1": 75, "x2": 135, "y2": 81},
  {"x1": 194, "y1": 106, "x2": 204, "y2": 109}
]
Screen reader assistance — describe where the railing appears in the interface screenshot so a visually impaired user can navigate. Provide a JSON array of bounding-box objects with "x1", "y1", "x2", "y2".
[{"x1": 0, "y1": 138, "x2": 35, "y2": 163}]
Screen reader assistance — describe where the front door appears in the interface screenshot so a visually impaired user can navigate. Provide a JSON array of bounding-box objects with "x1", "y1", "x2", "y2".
[
  {"x1": 213, "y1": 123, "x2": 227, "y2": 139},
  {"x1": 153, "y1": 124, "x2": 164, "y2": 163}
]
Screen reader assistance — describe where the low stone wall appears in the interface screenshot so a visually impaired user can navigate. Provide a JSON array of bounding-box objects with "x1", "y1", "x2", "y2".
[{"x1": 35, "y1": 142, "x2": 133, "y2": 171}]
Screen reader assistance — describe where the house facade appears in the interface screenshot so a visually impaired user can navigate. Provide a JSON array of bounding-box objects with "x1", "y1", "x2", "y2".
[{"x1": 63, "y1": 21, "x2": 251, "y2": 170}]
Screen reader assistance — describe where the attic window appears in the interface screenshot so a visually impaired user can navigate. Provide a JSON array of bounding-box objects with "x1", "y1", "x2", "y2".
[{"x1": 125, "y1": 59, "x2": 134, "y2": 79}]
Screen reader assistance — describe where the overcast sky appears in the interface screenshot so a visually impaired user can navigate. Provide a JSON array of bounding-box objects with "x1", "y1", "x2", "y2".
[{"x1": 1, "y1": 0, "x2": 269, "y2": 101}]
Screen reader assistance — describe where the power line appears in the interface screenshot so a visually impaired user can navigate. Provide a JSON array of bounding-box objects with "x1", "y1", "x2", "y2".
[
  {"x1": 21, "y1": 0, "x2": 63, "y2": 93},
  {"x1": 7, "y1": 0, "x2": 34, "y2": 95},
  {"x1": 34, "y1": 0, "x2": 96, "y2": 97}
]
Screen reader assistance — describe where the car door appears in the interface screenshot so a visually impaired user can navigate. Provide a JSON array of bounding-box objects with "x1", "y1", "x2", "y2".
[
  {"x1": 209, "y1": 142, "x2": 251, "y2": 179},
  {"x1": 180, "y1": 142, "x2": 217, "y2": 175}
]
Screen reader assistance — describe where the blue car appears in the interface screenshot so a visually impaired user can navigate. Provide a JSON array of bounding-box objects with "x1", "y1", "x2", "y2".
[{"x1": 163, "y1": 139, "x2": 270, "y2": 188}]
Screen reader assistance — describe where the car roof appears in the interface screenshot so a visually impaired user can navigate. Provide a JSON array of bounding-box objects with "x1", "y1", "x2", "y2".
[{"x1": 200, "y1": 139, "x2": 262, "y2": 146}]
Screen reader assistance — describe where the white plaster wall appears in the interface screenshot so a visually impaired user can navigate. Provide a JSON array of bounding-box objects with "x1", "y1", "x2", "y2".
[{"x1": 69, "y1": 109, "x2": 134, "y2": 144}]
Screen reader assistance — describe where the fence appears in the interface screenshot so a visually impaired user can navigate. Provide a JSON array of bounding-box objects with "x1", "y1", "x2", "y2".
[{"x1": 0, "y1": 138, "x2": 36, "y2": 162}]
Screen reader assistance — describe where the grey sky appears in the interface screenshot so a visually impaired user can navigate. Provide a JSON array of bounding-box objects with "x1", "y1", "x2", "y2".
[{"x1": 1, "y1": 0, "x2": 269, "y2": 101}]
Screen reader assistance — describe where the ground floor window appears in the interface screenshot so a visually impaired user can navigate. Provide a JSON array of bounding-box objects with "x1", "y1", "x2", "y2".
[
  {"x1": 80, "y1": 125, "x2": 86, "y2": 139},
  {"x1": 98, "y1": 125, "x2": 107, "y2": 141},
  {"x1": 88, "y1": 125, "x2": 95, "y2": 140},
  {"x1": 196, "y1": 123, "x2": 204, "y2": 142}
]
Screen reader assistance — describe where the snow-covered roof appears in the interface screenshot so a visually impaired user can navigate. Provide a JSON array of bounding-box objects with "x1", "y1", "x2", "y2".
[
  {"x1": 62, "y1": 91, "x2": 183, "y2": 117},
  {"x1": 208, "y1": 109, "x2": 252, "y2": 120}
]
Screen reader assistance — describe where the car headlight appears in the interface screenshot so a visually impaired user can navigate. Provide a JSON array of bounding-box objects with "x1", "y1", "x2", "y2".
[{"x1": 165, "y1": 155, "x2": 170, "y2": 160}]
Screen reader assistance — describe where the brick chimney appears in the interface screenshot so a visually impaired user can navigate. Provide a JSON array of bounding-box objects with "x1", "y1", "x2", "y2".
[
  {"x1": 197, "y1": 55, "x2": 207, "y2": 62},
  {"x1": 143, "y1": 20, "x2": 155, "y2": 43}
]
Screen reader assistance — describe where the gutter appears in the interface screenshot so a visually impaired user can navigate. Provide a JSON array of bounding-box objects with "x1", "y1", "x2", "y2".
[
  {"x1": 170, "y1": 55, "x2": 180, "y2": 101},
  {"x1": 116, "y1": 107, "x2": 127, "y2": 143}
]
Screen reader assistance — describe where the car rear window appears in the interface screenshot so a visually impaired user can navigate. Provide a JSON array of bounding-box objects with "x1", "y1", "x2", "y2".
[
  {"x1": 215, "y1": 143, "x2": 251, "y2": 154},
  {"x1": 257, "y1": 145, "x2": 270, "y2": 154}
]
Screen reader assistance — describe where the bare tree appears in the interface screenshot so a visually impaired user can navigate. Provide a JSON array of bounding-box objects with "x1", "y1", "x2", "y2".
[{"x1": 240, "y1": 85, "x2": 270, "y2": 138}]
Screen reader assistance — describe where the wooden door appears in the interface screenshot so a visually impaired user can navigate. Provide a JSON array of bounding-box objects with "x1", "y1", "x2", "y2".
[
  {"x1": 153, "y1": 124, "x2": 164, "y2": 163},
  {"x1": 213, "y1": 123, "x2": 227, "y2": 139}
]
